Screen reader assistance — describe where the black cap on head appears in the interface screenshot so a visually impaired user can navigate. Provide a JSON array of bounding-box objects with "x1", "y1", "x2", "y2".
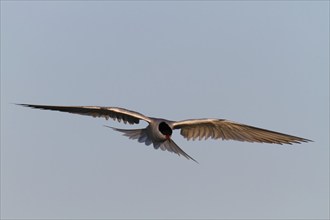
[{"x1": 159, "y1": 122, "x2": 172, "y2": 136}]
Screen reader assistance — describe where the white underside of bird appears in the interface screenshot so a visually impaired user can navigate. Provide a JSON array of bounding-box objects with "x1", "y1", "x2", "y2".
[{"x1": 18, "y1": 104, "x2": 312, "y2": 163}]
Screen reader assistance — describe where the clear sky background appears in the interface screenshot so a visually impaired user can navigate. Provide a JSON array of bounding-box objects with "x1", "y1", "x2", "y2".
[{"x1": 1, "y1": 1, "x2": 329, "y2": 219}]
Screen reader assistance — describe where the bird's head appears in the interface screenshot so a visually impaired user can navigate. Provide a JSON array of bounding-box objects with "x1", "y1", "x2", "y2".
[{"x1": 159, "y1": 122, "x2": 172, "y2": 139}]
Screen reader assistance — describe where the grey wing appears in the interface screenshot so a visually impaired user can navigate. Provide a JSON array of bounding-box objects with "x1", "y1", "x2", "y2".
[
  {"x1": 172, "y1": 119, "x2": 312, "y2": 145},
  {"x1": 18, "y1": 104, "x2": 152, "y2": 124}
]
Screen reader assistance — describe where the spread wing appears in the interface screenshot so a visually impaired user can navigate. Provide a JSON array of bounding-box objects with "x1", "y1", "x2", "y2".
[
  {"x1": 172, "y1": 119, "x2": 311, "y2": 145},
  {"x1": 18, "y1": 104, "x2": 152, "y2": 124}
]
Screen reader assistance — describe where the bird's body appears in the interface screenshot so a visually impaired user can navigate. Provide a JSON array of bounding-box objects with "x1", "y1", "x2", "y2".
[{"x1": 18, "y1": 104, "x2": 312, "y2": 162}]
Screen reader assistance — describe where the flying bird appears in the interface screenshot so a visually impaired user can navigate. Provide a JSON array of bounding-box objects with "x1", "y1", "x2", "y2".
[{"x1": 18, "y1": 104, "x2": 312, "y2": 162}]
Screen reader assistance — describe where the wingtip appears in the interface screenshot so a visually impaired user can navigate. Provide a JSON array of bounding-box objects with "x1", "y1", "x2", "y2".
[
  {"x1": 14, "y1": 103, "x2": 35, "y2": 108},
  {"x1": 13, "y1": 103, "x2": 27, "y2": 106},
  {"x1": 296, "y1": 137, "x2": 313, "y2": 144},
  {"x1": 103, "y1": 125, "x2": 116, "y2": 130},
  {"x1": 303, "y1": 139, "x2": 314, "y2": 144}
]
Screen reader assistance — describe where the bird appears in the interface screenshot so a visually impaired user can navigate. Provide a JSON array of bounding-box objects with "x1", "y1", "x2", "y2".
[{"x1": 18, "y1": 104, "x2": 312, "y2": 163}]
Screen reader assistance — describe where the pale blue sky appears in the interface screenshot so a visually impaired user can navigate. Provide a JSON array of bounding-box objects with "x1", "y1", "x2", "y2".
[{"x1": 1, "y1": 1, "x2": 329, "y2": 219}]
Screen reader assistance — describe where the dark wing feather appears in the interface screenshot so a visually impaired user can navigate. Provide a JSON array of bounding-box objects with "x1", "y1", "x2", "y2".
[
  {"x1": 18, "y1": 104, "x2": 151, "y2": 124},
  {"x1": 172, "y1": 119, "x2": 311, "y2": 145}
]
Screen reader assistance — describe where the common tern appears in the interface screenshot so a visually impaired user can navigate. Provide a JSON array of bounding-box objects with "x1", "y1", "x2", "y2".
[{"x1": 18, "y1": 104, "x2": 312, "y2": 163}]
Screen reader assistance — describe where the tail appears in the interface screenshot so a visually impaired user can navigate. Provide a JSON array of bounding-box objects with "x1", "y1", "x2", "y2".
[{"x1": 162, "y1": 139, "x2": 199, "y2": 163}]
